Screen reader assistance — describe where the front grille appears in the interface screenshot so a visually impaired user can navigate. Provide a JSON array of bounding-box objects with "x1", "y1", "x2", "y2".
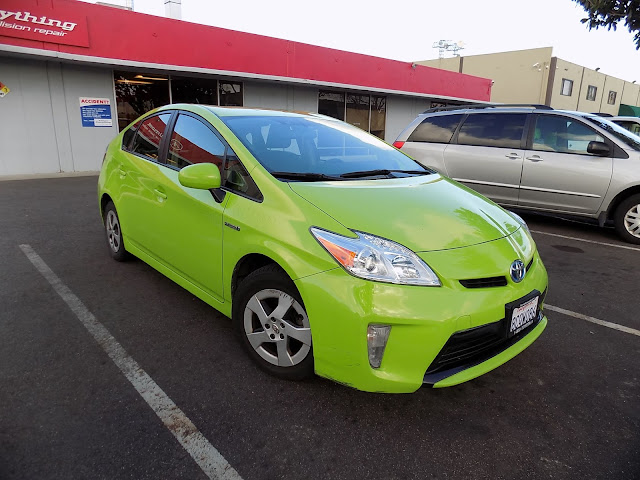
[
  {"x1": 459, "y1": 276, "x2": 507, "y2": 288},
  {"x1": 424, "y1": 314, "x2": 541, "y2": 384},
  {"x1": 526, "y1": 256, "x2": 534, "y2": 272}
]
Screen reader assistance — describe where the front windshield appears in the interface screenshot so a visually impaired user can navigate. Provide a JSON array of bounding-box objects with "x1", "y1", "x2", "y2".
[
  {"x1": 583, "y1": 115, "x2": 640, "y2": 152},
  {"x1": 220, "y1": 114, "x2": 431, "y2": 180}
]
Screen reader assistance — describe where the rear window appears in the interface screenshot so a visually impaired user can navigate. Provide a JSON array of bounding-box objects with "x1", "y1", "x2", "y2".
[
  {"x1": 457, "y1": 113, "x2": 527, "y2": 149},
  {"x1": 407, "y1": 114, "x2": 463, "y2": 143}
]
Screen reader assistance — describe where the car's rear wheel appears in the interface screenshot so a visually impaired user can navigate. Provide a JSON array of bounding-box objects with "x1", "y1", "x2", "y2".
[
  {"x1": 233, "y1": 264, "x2": 314, "y2": 380},
  {"x1": 104, "y1": 201, "x2": 130, "y2": 261},
  {"x1": 614, "y1": 194, "x2": 640, "y2": 245}
]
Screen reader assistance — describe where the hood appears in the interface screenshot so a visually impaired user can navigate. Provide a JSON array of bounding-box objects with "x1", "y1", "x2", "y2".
[{"x1": 289, "y1": 174, "x2": 521, "y2": 252}]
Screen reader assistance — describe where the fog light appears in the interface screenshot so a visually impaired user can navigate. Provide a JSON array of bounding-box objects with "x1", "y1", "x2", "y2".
[{"x1": 367, "y1": 325, "x2": 391, "y2": 369}]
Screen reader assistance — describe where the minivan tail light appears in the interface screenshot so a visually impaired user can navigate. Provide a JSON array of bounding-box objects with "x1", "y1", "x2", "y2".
[{"x1": 392, "y1": 141, "x2": 405, "y2": 149}]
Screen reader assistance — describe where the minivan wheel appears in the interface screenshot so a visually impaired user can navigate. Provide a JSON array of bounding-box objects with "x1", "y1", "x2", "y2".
[
  {"x1": 233, "y1": 264, "x2": 314, "y2": 380},
  {"x1": 614, "y1": 194, "x2": 640, "y2": 244},
  {"x1": 104, "y1": 201, "x2": 130, "y2": 261}
]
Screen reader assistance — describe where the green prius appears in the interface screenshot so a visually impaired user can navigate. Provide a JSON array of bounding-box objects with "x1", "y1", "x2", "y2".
[{"x1": 98, "y1": 105, "x2": 548, "y2": 393}]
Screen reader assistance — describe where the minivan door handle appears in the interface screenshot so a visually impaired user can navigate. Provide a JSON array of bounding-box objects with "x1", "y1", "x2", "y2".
[
  {"x1": 505, "y1": 153, "x2": 521, "y2": 160},
  {"x1": 526, "y1": 155, "x2": 543, "y2": 162}
]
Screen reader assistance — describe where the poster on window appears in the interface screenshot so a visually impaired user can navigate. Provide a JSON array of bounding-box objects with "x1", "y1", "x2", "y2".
[
  {"x1": 80, "y1": 97, "x2": 113, "y2": 127},
  {"x1": 0, "y1": 81, "x2": 9, "y2": 98}
]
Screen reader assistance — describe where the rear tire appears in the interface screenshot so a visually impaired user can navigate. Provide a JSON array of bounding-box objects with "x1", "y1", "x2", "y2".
[
  {"x1": 103, "y1": 201, "x2": 130, "y2": 261},
  {"x1": 233, "y1": 264, "x2": 314, "y2": 380},
  {"x1": 614, "y1": 194, "x2": 640, "y2": 245}
]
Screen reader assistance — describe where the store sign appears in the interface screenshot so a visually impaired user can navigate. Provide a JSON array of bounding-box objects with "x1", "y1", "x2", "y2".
[
  {"x1": 0, "y1": 81, "x2": 9, "y2": 98},
  {"x1": 80, "y1": 97, "x2": 113, "y2": 127},
  {"x1": 0, "y1": 0, "x2": 89, "y2": 47}
]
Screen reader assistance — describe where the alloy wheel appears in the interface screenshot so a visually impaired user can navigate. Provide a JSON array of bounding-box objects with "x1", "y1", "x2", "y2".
[
  {"x1": 106, "y1": 210, "x2": 121, "y2": 253},
  {"x1": 624, "y1": 203, "x2": 640, "y2": 238}
]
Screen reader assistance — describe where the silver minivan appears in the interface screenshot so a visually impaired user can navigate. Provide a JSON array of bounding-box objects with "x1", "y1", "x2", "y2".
[{"x1": 394, "y1": 105, "x2": 640, "y2": 244}]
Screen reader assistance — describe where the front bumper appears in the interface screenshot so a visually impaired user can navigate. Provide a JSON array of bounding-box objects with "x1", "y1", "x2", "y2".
[{"x1": 294, "y1": 236, "x2": 549, "y2": 393}]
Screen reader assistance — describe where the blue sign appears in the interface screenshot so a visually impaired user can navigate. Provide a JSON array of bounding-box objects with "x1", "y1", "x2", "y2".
[{"x1": 80, "y1": 97, "x2": 113, "y2": 127}]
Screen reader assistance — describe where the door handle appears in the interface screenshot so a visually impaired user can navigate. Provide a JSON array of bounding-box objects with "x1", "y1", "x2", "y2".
[
  {"x1": 118, "y1": 168, "x2": 127, "y2": 177},
  {"x1": 153, "y1": 189, "x2": 168, "y2": 201},
  {"x1": 505, "y1": 153, "x2": 521, "y2": 160},
  {"x1": 526, "y1": 155, "x2": 543, "y2": 162}
]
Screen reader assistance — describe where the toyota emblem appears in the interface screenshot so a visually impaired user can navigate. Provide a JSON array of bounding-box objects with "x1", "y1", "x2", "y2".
[{"x1": 510, "y1": 259, "x2": 526, "y2": 283}]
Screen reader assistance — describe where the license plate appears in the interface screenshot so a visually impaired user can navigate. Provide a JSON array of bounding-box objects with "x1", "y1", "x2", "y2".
[{"x1": 506, "y1": 292, "x2": 540, "y2": 337}]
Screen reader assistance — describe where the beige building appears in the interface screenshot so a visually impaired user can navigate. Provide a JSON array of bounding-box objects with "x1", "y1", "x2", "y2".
[{"x1": 416, "y1": 47, "x2": 640, "y2": 115}]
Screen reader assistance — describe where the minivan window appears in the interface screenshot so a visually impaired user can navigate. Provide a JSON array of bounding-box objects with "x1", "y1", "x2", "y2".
[
  {"x1": 532, "y1": 115, "x2": 604, "y2": 155},
  {"x1": 407, "y1": 114, "x2": 463, "y2": 143},
  {"x1": 167, "y1": 114, "x2": 225, "y2": 169},
  {"x1": 457, "y1": 113, "x2": 526, "y2": 149},
  {"x1": 220, "y1": 115, "x2": 430, "y2": 179},
  {"x1": 130, "y1": 113, "x2": 172, "y2": 160},
  {"x1": 584, "y1": 116, "x2": 640, "y2": 152}
]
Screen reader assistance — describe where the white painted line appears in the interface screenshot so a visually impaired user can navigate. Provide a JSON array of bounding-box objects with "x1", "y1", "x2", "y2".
[
  {"x1": 530, "y1": 230, "x2": 640, "y2": 252},
  {"x1": 19, "y1": 244, "x2": 242, "y2": 480},
  {"x1": 546, "y1": 304, "x2": 640, "y2": 338}
]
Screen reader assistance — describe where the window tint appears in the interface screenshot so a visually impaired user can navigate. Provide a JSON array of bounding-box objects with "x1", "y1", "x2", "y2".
[
  {"x1": 130, "y1": 114, "x2": 172, "y2": 160},
  {"x1": 122, "y1": 119, "x2": 142, "y2": 151},
  {"x1": 457, "y1": 113, "x2": 526, "y2": 149},
  {"x1": 408, "y1": 114, "x2": 463, "y2": 143},
  {"x1": 532, "y1": 115, "x2": 604, "y2": 155},
  {"x1": 221, "y1": 115, "x2": 426, "y2": 177},
  {"x1": 223, "y1": 149, "x2": 262, "y2": 200},
  {"x1": 167, "y1": 114, "x2": 225, "y2": 169}
]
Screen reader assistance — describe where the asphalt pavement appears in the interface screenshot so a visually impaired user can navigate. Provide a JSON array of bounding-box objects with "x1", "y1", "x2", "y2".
[{"x1": 1, "y1": 176, "x2": 638, "y2": 480}]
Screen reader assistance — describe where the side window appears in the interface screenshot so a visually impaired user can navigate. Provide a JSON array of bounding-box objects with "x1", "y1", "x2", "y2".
[
  {"x1": 167, "y1": 114, "x2": 225, "y2": 169},
  {"x1": 122, "y1": 119, "x2": 142, "y2": 151},
  {"x1": 457, "y1": 113, "x2": 527, "y2": 149},
  {"x1": 130, "y1": 114, "x2": 172, "y2": 160},
  {"x1": 223, "y1": 148, "x2": 263, "y2": 200},
  {"x1": 532, "y1": 116, "x2": 604, "y2": 155},
  {"x1": 407, "y1": 114, "x2": 463, "y2": 143}
]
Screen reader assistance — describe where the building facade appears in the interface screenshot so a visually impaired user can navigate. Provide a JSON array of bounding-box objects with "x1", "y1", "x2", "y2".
[
  {"x1": 417, "y1": 47, "x2": 640, "y2": 115},
  {"x1": 0, "y1": 0, "x2": 491, "y2": 177}
]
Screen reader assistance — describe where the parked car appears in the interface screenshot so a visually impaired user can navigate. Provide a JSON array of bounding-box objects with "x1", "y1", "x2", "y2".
[
  {"x1": 394, "y1": 105, "x2": 640, "y2": 244},
  {"x1": 610, "y1": 116, "x2": 640, "y2": 136},
  {"x1": 98, "y1": 104, "x2": 548, "y2": 393}
]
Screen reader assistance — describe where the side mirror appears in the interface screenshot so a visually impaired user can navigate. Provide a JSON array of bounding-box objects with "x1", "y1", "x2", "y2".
[
  {"x1": 178, "y1": 163, "x2": 221, "y2": 190},
  {"x1": 587, "y1": 141, "x2": 610, "y2": 157}
]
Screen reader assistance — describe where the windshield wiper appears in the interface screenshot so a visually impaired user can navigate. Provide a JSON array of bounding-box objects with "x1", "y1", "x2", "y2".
[
  {"x1": 339, "y1": 169, "x2": 431, "y2": 179},
  {"x1": 271, "y1": 171, "x2": 343, "y2": 181}
]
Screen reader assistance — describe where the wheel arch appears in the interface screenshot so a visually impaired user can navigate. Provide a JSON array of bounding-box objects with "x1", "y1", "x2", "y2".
[
  {"x1": 100, "y1": 193, "x2": 114, "y2": 220},
  {"x1": 230, "y1": 253, "x2": 292, "y2": 301},
  {"x1": 606, "y1": 184, "x2": 640, "y2": 222}
]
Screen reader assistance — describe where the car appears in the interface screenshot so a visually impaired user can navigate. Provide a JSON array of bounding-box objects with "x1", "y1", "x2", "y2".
[
  {"x1": 610, "y1": 116, "x2": 640, "y2": 136},
  {"x1": 98, "y1": 104, "x2": 548, "y2": 393},
  {"x1": 393, "y1": 105, "x2": 640, "y2": 244}
]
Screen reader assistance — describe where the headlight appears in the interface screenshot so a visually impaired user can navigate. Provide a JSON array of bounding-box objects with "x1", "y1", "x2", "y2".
[
  {"x1": 310, "y1": 228, "x2": 441, "y2": 286},
  {"x1": 509, "y1": 211, "x2": 530, "y2": 234}
]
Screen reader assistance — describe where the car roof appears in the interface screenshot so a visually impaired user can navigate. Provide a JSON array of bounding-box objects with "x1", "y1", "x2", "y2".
[{"x1": 611, "y1": 116, "x2": 640, "y2": 122}]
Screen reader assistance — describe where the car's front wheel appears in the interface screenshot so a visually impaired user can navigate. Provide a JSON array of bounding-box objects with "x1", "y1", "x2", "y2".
[
  {"x1": 103, "y1": 201, "x2": 130, "y2": 261},
  {"x1": 614, "y1": 194, "x2": 640, "y2": 245},
  {"x1": 233, "y1": 264, "x2": 314, "y2": 380}
]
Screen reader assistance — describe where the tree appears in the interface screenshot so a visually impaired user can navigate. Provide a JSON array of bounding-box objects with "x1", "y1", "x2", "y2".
[{"x1": 573, "y1": 0, "x2": 640, "y2": 49}]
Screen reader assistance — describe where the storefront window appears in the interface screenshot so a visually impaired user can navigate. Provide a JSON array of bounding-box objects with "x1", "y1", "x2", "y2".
[
  {"x1": 370, "y1": 96, "x2": 386, "y2": 139},
  {"x1": 219, "y1": 82, "x2": 243, "y2": 106},
  {"x1": 318, "y1": 91, "x2": 346, "y2": 121},
  {"x1": 114, "y1": 71, "x2": 170, "y2": 130},
  {"x1": 346, "y1": 94, "x2": 370, "y2": 131},
  {"x1": 171, "y1": 76, "x2": 218, "y2": 104}
]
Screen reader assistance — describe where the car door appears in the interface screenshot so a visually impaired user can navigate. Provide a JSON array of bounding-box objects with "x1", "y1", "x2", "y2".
[
  {"x1": 117, "y1": 112, "x2": 174, "y2": 253},
  {"x1": 442, "y1": 112, "x2": 527, "y2": 206},
  {"x1": 519, "y1": 114, "x2": 613, "y2": 214},
  {"x1": 147, "y1": 112, "x2": 232, "y2": 301}
]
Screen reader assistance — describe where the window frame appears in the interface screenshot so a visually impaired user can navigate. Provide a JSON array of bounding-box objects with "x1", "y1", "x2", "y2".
[
  {"x1": 607, "y1": 90, "x2": 617, "y2": 105},
  {"x1": 560, "y1": 78, "x2": 573, "y2": 96},
  {"x1": 586, "y1": 85, "x2": 597, "y2": 101},
  {"x1": 125, "y1": 111, "x2": 175, "y2": 164},
  {"x1": 163, "y1": 111, "x2": 263, "y2": 202}
]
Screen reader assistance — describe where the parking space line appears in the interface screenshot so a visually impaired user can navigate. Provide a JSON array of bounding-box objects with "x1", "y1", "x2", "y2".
[
  {"x1": 546, "y1": 304, "x2": 640, "y2": 337},
  {"x1": 530, "y1": 230, "x2": 640, "y2": 252},
  {"x1": 19, "y1": 244, "x2": 242, "y2": 480}
]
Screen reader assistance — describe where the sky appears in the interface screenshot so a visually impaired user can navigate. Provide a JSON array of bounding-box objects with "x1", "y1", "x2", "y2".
[{"x1": 83, "y1": 0, "x2": 639, "y2": 82}]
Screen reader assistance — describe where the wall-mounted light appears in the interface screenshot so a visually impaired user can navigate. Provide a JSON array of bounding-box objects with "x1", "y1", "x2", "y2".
[
  {"x1": 134, "y1": 75, "x2": 169, "y2": 81},
  {"x1": 595, "y1": 67, "x2": 600, "y2": 72}
]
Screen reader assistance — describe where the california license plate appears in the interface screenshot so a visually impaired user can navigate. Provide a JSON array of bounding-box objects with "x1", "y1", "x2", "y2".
[{"x1": 506, "y1": 292, "x2": 540, "y2": 337}]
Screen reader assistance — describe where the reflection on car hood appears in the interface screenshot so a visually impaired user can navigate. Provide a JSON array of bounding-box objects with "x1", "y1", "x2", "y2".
[{"x1": 289, "y1": 174, "x2": 521, "y2": 252}]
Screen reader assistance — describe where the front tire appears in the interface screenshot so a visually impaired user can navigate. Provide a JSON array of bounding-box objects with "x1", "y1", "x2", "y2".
[
  {"x1": 103, "y1": 201, "x2": 130, "y2": 261},
  {"x1": 233, "y1": 264, "x2": 314, "y2": 380},
  {"x1": 614, "y1": 194, "x2": 640, "y2": 245}
]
